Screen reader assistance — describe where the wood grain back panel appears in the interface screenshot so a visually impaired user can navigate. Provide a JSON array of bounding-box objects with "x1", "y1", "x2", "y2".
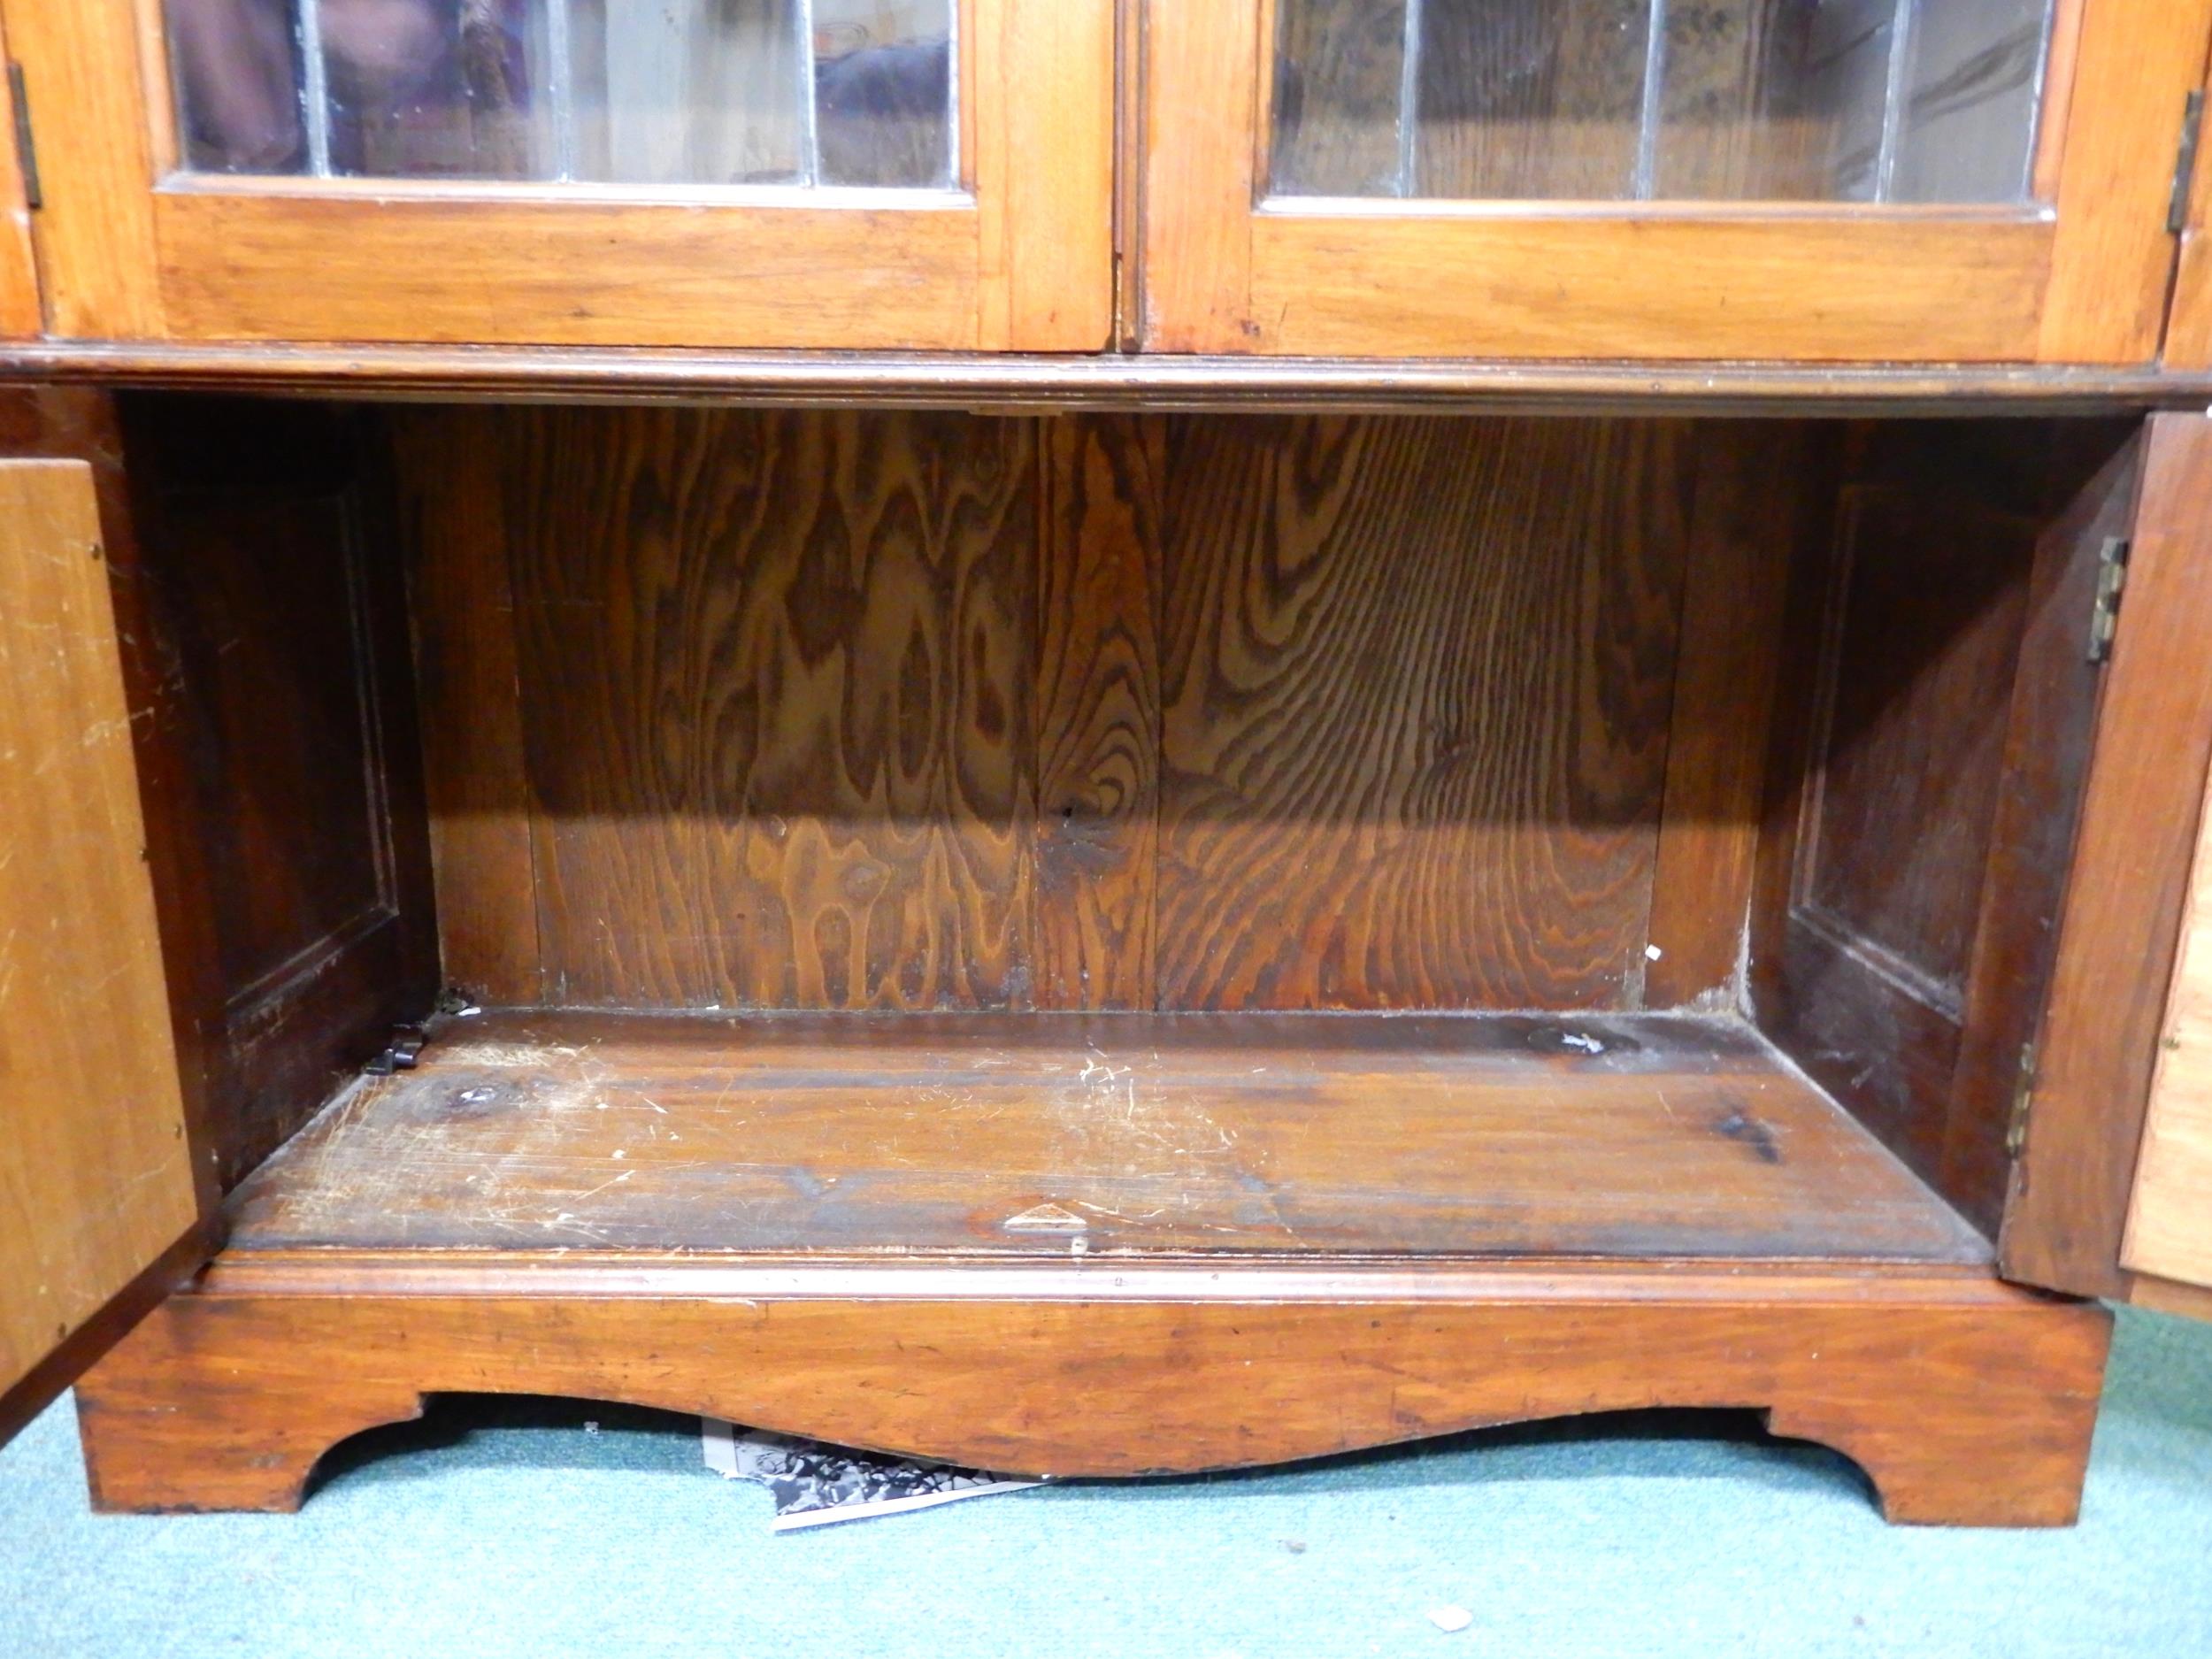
[
  {"x1": 1035, "y1": 417, "x2": 1164, "y2": 1010},
  {"x1": 410, "y1": 410, "x2": 1799, "y2": 1018},
  {"x1": 0, "y1": 459, "x2": 199, "y2": 1399},
  {"x1": 502, "y1": 407, "x2": 1040, "y2": 1010},
  {"x1": 1152, "y1": 417, "x2": 1692, "y2": 1010}
]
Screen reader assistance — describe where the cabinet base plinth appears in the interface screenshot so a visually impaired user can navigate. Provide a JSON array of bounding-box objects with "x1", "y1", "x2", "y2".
[{"x1": 74, "y1": 1255, "x2": 2111, "y2": 1525}]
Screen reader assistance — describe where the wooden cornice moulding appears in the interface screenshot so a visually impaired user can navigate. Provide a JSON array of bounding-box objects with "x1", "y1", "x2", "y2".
[{"x1": 4, "y1": 343, "x2": 2212, "y2": 412}]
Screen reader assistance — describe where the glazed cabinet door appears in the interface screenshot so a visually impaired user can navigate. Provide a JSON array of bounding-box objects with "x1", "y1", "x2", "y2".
[
  {"x1": 0, "y1": 446, "x2": 211, "y2": 1446},
  {"x1": 3, "y1": 0, "x2": 1111, "y2": 349},
  {"x1": 1145, "y1": 0, "x2": 2210, "y2": 361}
]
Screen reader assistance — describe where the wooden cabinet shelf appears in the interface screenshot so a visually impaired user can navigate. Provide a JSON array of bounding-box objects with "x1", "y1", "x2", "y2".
[{"x1": 222, "y1": 1009, "x2": 1988, "y2": 1263}]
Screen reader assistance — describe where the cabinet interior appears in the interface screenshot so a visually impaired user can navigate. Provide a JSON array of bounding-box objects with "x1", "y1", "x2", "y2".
[{"x1": 117, "y1": 394, "x2": 2136, "y2": 1264}]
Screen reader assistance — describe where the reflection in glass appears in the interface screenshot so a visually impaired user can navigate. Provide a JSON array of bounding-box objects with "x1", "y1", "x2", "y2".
[
  {"x1": 170, "y1": 0, "x2": 309, "y2": 173},
  {"x1": 166, "y1": 0, "x2": 956, "y2": 188},
  {"x1": 1270, "y1": 0, "x2": 2057, "y2": 204},
  {"x1": 815, "y1": 0, "x2": 955, "y2": 188},
  {"x1": 1415, "y1": 0, "x2": 1650, "y2": 200}
]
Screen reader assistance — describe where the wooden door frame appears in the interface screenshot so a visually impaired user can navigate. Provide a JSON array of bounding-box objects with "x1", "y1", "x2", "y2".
[
  {"x1": 1142, "y1": 0, "x2": 2212, "y2": 364},
  {"x1": 4, "y1": 0, "x2": 1113, "y2": 349},
  {"x1": 2001, "y1": 412, "x2": 2212, "y2": 1300}
]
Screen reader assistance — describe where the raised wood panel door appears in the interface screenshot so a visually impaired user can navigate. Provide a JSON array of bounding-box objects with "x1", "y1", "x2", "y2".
[
  {"x1": 1145, "y1": 0, "x2": 2211, "y2": 362},
  {"x1": 1752, "y1": 421, "x2": 2141, "y2": 1238},
  {"x1": 5, "y1": 0, "x2": 1111, "y2": 349},
  {"x1": 0, "y1": 455, "x2": 209, "y2": 1447}
]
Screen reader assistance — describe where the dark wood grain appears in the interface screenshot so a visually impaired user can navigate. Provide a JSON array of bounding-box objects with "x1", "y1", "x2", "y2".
[
  {"x1": 1416, "y1": 0, "x2": 1649, "y2": 199},
  {"x1": 119, "y1": 396, "x2": 441, "y2": 1186},
  {"x1": 1755, "y1": 421, "x2": 2141, "y2": 1232},
  {"x1": 222, "y1": 1008, "x2": 1987, "y2": 1262},
  {"x1": 1153, "y1": 416, "x2": 1692, "y2": 1010},
  {"x1": 2004, "y1": 414, "x2": 2212, "y2": 1296},
  {"x1": 1761, "y1": 426, "x2": 2044, "y2": 1183},
  {"x1": 1035, "y1": 417, "x2": 1163, "y2": 1010},
  {"x1": 1943, "y1": 427, "x2": 2144, "y2": 1233},
  {"x1": 1646, "y1": 422, "x2": 1831, "y2": 1007},
  {"x1": 77, "y1": 1255, "x2": 2108, "y2": 1524},
  {"x1": 394, "y1": 408, "x2": 541, "y2": 1005},
  {"x1": 415, "y1": 411, "x2": 1710, "y2": 1017},
  {"x1": 1802, "y1": 475, "x2": 2039, "y2": 1002},
  {"x1": 1270, "y1": 0, "x2": 1409, "y2": 196},
  {"x1": 502, "y1": 407, "x2": 1038, "y2": 1010}
]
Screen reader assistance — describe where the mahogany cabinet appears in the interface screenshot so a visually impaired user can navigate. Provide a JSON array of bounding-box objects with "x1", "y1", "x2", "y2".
[
  {"x1": 5, "y1": 2, "x2": 2212, "y2": 1532},
  {"x1": 3, "y1": 388, "x2": 2212, "y2": 1527}
]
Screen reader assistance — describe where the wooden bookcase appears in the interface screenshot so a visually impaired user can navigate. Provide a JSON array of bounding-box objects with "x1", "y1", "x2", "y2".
[{"x1": 6, "y1": 1, "x2": 2212, "y2": 1528}]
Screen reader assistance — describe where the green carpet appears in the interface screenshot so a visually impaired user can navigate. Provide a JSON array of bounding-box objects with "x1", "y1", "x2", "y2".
[{"x1": 4, "y1": 1304, "x2": 2209, "y2": 1657}]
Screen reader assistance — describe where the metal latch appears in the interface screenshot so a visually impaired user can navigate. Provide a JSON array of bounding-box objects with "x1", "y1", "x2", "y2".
[
  {"x1": 365, "y1": 1025, "x2": 427, "y2": 1076},
  {"x1": 5, "y1": 64, "x2": 36, "y2": 211},
  {"x1": 2006, "y1": 1042, "x2": 2039, "y2": 1158},
  {"x1": 2087, "y1": 536, "x2": 2131, "y2": 664},
  {"x1": 2174, "y1": 89, "x2": 2206, "y2": 234}
]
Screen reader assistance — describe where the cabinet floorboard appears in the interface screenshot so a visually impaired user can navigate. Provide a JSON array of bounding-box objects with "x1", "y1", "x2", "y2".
[{"x1": 224, "y1": 1010, "x2": 1987, "y2": 1263}]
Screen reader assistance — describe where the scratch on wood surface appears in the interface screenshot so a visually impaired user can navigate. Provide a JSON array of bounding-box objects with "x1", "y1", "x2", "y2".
[{"x1": 216, "y1": 1011, "x2": 1988, "y2": 1263}]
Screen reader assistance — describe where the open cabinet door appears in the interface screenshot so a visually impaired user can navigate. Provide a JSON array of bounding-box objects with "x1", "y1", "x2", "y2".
[
  {"x1": 2003, "y1": 414, "x2": 2212, "y2": 1307},
  {"x1": 0, "y1": 10, "x2": 40, "y2": 337},
  {"x1": 0, "y1": 448, "x2": 211, "y2": 1446}
]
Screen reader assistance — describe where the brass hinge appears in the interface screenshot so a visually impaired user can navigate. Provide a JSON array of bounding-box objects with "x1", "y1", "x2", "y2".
[
  {"x1": 2087, "y1": 535, "x2": 2131, "y2": 664},
  {"x1": 2172, "y1": 88, "x2": 2204, "y2": 234},
  {"x1": 2006, "y1": 1042, "x2": 2039, "y2": 1158},
  {"x1": 5, "y1": 63, "x2": 36, "y2": 211}
]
